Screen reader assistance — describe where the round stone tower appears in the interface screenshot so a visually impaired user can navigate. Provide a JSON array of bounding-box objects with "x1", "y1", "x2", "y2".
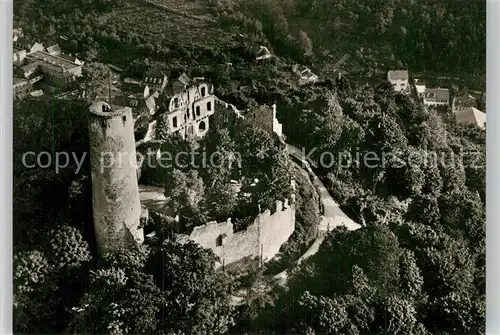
[{"x1": 88, "y1": 101, "x2": 143, "y2": 253}]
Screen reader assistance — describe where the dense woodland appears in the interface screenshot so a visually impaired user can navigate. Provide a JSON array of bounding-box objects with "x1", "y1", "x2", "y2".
[
  {"x1": 14, "y1": 0, "x2": 485, "y2": 87},
  {"x1": 240, "y1": 82, "x2": 486, "y2": 334},
  {"x1": 13, "y1": 0, "x2": 485, "y2": 333}
]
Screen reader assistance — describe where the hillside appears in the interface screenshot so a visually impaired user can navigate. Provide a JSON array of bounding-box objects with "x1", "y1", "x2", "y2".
[{"x1": 14, "y1": 0, "x2": 486, "y2": 93}]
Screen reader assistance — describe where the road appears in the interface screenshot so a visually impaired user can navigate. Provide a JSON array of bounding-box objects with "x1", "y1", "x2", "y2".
[{"x1": 272, "y1": 144, "x2": 361, "y2": 284}]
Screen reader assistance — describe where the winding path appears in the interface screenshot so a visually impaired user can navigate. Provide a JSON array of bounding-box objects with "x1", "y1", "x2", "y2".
[{"x1": 272, "y1": 144, "x2": 361, "y2": 284}]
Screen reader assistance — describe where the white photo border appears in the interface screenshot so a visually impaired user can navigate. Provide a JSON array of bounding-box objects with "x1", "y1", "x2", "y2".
[
  {"x1": 486, "y1": 1, "x2": 500, "y2": 333},
  {"x1": 0, "y1": 1, "x2": 499, "y2": 334},
  {"x1": 1, "y1": 0, "x2": 14, "y2": 333}
]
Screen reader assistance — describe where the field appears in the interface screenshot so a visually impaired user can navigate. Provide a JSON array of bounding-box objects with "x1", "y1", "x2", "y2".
[{"x1": 99, "y1": 0, "x2": 241, "y2": 52}]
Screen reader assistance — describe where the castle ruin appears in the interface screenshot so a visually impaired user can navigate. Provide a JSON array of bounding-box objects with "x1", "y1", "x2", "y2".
[
  {"x1": 88, "y1": 94, "x2": 295, "y2": 266},
  {"x1": 88, "y1": 101, "x2": 144, "y2": 253},
  {"x1": 177, "y1": 196, "x2": 296, "y2": 269}
]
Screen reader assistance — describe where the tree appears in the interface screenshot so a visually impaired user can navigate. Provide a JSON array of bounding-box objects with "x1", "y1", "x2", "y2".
[
  {"x1": 235, "y1": 124, "x2": 292, "y2": 211},
  {"x1": 438, "y1": 188, "x2": 485, "y2": 245},
  {"x1": 205, "y1": 180, "x2": 239, "y2": 220},
  {"x1": 146, "y1": 240, "x2": 235, "y2": 334},
  {"x1": 165, "y1": 169, "x2": 206, "y2": 225},
  {"x1": 14, "y1": 225, "x2": 92, "y2": 334},
  {"x1": 398, "y1": 250, "x2": 425, "y2": 303},
  {"x1": 13, "y1": 250, "x2": 56, "y2": 333},
  {"x1": 46, "y1": 225, "x2": 92, "y2": 270},
  {"x1": 382, "y1": 295, "x2": 421, "y2": 334},
  {"x1": 70, "y1": 246, "x2": 163, "y2": 335},
  {"x1": 296, "y1": 291, "x2": 351, "y2": 334},
  {"x1": 296, "y1": 30, "x2": 313, "y2": 58},
  {"x1": 77, "y1": 62, "x2": 110, "y2": 102}
]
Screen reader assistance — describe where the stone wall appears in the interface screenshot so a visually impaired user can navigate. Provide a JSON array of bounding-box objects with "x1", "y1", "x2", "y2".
[
  {"x1": 180, "y1": 197, "x2": 296, "y2": 268},
  {"x1": 212, "y1": 99, "x2": 283, "y2": 138}
]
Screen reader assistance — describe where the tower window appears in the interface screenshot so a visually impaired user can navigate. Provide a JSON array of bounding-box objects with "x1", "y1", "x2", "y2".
[
  {"x1": 207, "y1": 101, "x2": 212, "y2": 111},
  {"x1": 196, "y1": 106, "x2": 200, "y2": 116},
  {"x1": 122, "y1": 115, "x2": 126, "y2": 123},
  {"x1": 201, "y1": 87, "x2": 206, "y2": 97},
  {"x1": 172, "y1": 116, "x2": 178, "y2": 128}
]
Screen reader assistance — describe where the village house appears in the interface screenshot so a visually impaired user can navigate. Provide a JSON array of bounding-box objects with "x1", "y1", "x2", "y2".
[
  {"x1": 121, "y1": 82, "x2": 151, "y2": 99},
  {"x1": 13, "y1": 47, "x2": 27, "y2": 64},
  {"x1": 387, "y1": 70, "x2": 410, "y2": 93},
  {"x1": 414, "y1": 79, "x2": 426, "y2": 99},
  {"x1": 13, "y1": 78, "x2": 32, "y2": 100},
  {"x1": 293, "y1": 64, "x2": 319, "y2": 86},
  {"x1": 29, "y1": 90, "x2": 44, "y2": 98},
  {"x1": 423, "y1": 87, "x2": 450, "y2": 107},
  {"x1": 26, "y1": 51, "x2": 83, "y2": 90},
  {"x1": 142, "y1": 73, "x2": 168, "y2": 92},
  {"x1": 113, "y1": 93, "x2": 157, "y2": 116},
  {"x1": 172, "y1": 72, "x2": 192, "y2": 92},
  {"x1": 416, "y1": 84, "x2": 426, "y2": 99},
  {"x1": 455, "y1": 107, "x2": 486, "y2": 129}
]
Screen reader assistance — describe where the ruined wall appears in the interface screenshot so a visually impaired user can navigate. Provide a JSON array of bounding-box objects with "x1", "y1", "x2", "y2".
[
  {"x1": 183, "y1": 198, "x2": 296, "y2": 268},
  {"x1": 157, "y1": 83, "x2": 215, "y2": 139},
  {"x1": 259, "y1": 199, "x2": 295, "y2": 262},
  {"x1": 88, "y1": 101, "x2": 144, "y2": 253},
  {"x1": 246, "y1": 105, "x2": 274, "y2": 135}
]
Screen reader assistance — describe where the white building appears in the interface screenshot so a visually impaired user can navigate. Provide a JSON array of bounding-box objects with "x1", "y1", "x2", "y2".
[
  {"x1": 387, "y1": 70, "x2": 409, "y2": 93},
  {"x1": 293, "y1": 64, "x2": 319, "y2": 86},
  {"x1": 423, "y1": 88, "x2": 450, "y2": 107},
  {"x1": 415, "y1": 84, "x2": 426, "y2": 99},
  {"x1": 13, "y1": 47, "x2": 27, "y2": 63},
  {"x1": 256, "y1": 46, "x2": 272, "y2": 61}
]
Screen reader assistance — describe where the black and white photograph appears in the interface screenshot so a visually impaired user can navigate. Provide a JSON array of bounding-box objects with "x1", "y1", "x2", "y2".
[{"x1": 9, "y1": 0, "x2": 491, "y2": 334}]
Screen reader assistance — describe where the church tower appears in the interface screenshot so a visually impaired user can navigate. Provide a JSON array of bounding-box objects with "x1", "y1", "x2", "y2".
[{"x1": 88, "y1": 101, "x2": 143, "y2": 253}]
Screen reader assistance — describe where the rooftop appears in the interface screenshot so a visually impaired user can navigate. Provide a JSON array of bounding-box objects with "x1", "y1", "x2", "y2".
[
  {"x1": 416, "y1": 84, "x2": 426, "y2": 94},
  {"x1": 425, "y1": 87, "x2": 450, "y2": 101},
  {"x1": 46, "y1": 44, "x2": 62, "y2": 55},
  {"x1": 59, "y1": 53, "x2": 80, "y2": 63},
  {"x1": 29, "y1": 51, "x2": 81, "y2": 72},
  {"x1": 256, "y1": 46, "x2": 272, "y2": 60},
  {"x1": 177, "y1": 72, "x2": 191, "y2": 86},
  {"x1": 388, "y1": 70, "x2": 409, "y2": 81},
  {"x1": 121, "y1": 82, "x2": 148, "y2": 94},
  {"x1": 455, "y1": 107, "x2": 486, "y2": 129},
  {"x1": 13, "y1": 78, "x2": 29, "y2": 86},
  {"x1": 30, "y1": 90, "x2": 44, "y2": 97},
  {"x1": 22, "y1": 62, "x2": 40, "y2": 73}
]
